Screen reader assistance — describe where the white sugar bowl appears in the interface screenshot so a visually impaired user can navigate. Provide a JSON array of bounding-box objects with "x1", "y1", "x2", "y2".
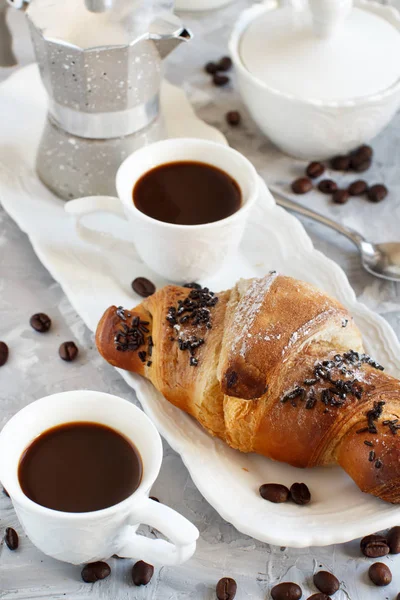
[{"x1": 229, "y1": 0, "x2": 400, "y2": 160}]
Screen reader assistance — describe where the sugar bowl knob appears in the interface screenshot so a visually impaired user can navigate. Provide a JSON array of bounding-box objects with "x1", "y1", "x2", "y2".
[{"x1": 308, "y1": 0, "x2": 353, "y2": 38}]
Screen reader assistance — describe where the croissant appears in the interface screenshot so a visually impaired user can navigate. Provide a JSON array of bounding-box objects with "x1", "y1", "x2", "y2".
[{"x1": 96, "y1": 273, "x2": 400, "y2": 504}]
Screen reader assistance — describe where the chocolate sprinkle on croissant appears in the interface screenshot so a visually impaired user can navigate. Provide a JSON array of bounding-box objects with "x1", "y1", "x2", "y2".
[
  {"x1": 226, "y1": 370, "x2": 238, "y2": 388},
  {"x1": 113, "y1": 309, "x2": 149, "y2": 353},
  {"x1": 166, "y1": 287, "x2": 218, "y2": 366}
]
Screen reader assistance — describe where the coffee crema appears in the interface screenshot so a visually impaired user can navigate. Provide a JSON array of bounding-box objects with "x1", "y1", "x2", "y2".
[
  {"x1": 18, "y1": 422, "x2": 142, "y2": 513},
  {"x1": 133, "y1": 160, "x2": 241, "y2": 226}
]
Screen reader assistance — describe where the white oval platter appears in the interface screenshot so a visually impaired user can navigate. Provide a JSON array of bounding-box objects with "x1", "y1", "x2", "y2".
[{"x1": 0, "y1": 65, "x2": 400, "y2": 547}]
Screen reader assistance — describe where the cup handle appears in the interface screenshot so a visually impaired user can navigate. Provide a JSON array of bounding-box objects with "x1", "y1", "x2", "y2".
[
  {"x1": 117, "y1": 497, "x2": 199, "y2": 566},
  {"x1": 65, "y1": 196, "x2": 128, "y2": 249}
]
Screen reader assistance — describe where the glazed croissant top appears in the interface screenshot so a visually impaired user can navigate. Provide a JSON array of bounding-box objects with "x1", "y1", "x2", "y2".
[{"x1": 96, "y1": 273, "x2": 400, "y2": 504}]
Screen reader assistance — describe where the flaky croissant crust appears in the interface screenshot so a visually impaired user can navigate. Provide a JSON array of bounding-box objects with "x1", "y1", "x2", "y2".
[{"x1": 96, "y1": 274, "x2": 400, "y2": 503}]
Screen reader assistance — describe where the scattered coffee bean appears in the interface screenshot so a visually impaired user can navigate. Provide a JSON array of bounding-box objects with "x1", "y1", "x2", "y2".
[
  {"x1": 353, "y1": 144, "x2": 373, "y2": 160},
  {"x1": 332, "y1": 190, "x2": 349, "y2": 205},
  {"x1": 313, "y1": 572, "x2": 339, "y2": 596},
  {"x1": 271, "y1": 582, "x2": 302, "y2": 600},
  {"x1": 132, "y1": 277, "x2": 156, "y2": 298},
  {"x1": 205, "y1": 62, "x2": 218, "y2": 74},
  {"x1": 350, "y1": 154, "x2": 371, "y2": 173},
  {"x1": 217, "y1": 56, "x2": 232, "y2": 71},
  {"x1": 330, "y1": 155, "x2": 351, "y2": 171},
  {"x1": 81, "y1": 561, "x2": 111, "y2": 583},
  {"x1": 59, "y1": 341, "x2": 79, "y2": 362},
  {"x1": 368, "y1": 562, "x2": 392, "y2": 587},
  {"x1": 290, "y1": 483, "x2": 311, "y2": 505},
  {"x1": 216, "y1": 577, "x2": 237, "y2": 600},
  {"x1": 30, "y1": 313, "x2": 51, "y2": 333},
  {"x1": 291, "y1": 177, "x2": 313, "y2": 194},
  {"x1": 367, "y1": 184, "x2": 388, "y2": 203},
  {"x1": 0, "y1": 342, "x2": 8, "y2": 367},
  {"x1": 387, "y1": 526, "x2": 400, "y2": 554},
  {"x1": 149, "y1": 496, "x2": 159, "y2": 502},
  {"x1": 348, "y1": 180, "x2": 368, "y2": 196},
  {"x1": 132, "y1": 560, "x2": 154, "y2": 586},
  {"x1": 306, "y1": 162, "x2": 325, "y2": 179},
  {"x1": 307, "y1": 595, "x2": 331, "y2": 600},
  {"x1": 226, "y1": 111, "x2": 241, "y2": 126},
  {"x1": 2, "y1": 486, "x2": 10, "y2": 497},
  {"x1": 318, "y1": 179, "x2": 338, "y2": 194},
  {"x1": 213, "y1": 73, "x2": 230, "y2": 87},
  {"x1": 183, "y1": 282, "x2": 202, "y2": 289},
  {"x1": 259, "y1": 483, "x2": 290, "y2": 503},
  {"x1": 360, "y1": 534, "x2": 389, "y2": 558},
  {"x1": 5, "y1": 527, "x2": 18, "y2": 550}
]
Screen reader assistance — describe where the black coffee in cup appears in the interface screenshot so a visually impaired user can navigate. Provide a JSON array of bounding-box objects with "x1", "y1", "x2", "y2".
[
  {"x1": 18, "y1": 422, "x2": 142, "y2": 512},
  {"x1": 133, "y1": 161, "x2": 241, "y2": 225}
]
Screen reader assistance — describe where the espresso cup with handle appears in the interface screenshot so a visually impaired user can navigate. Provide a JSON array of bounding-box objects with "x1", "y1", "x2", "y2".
[
  {"x1": 65, "y1": 138, "x2": 259, "y2": 282},
  {"x1": 0, "y1": 390, "x2": 199, "y2": 566}
]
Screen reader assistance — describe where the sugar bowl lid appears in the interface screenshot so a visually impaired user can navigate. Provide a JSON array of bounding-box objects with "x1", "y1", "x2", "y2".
[{"x1": 239, "y1": 0, "x2": 400, "y2": 102}]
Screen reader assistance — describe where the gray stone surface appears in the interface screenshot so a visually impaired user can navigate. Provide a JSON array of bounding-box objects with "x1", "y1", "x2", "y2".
[{"x1": 0, "y1": 1, "x2": 400, "y2": 598}]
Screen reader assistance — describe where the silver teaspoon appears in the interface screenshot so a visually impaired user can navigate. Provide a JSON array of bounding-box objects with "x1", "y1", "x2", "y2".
[{"x1": 270, "y1": 187, "x2": 400, "y2": 282}]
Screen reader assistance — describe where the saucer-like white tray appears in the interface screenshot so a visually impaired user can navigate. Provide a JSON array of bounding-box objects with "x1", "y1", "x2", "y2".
[{"x1": 1, "y1": 65, "x2": 400, "y2": 548}]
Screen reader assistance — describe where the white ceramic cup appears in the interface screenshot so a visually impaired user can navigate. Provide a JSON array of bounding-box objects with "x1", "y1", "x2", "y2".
[
  {"x1": 65, "y1": 138, "x2": 259, "y2": 282},
  {"x1": 0, "y1": 390, "x2": 199, "y2": 566}
]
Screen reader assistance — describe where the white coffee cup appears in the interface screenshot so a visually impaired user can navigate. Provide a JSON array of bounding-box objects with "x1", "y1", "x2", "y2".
[
  {"x1": 0, "y1": 390, "x2": 199, "y2": 566},
  {"x1": 65, "y1": 138, "x2": 259, "y2": 282}
]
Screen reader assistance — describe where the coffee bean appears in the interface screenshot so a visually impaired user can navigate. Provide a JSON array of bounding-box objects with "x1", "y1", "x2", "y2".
[
  {"x1": 367, "y1": 184, "x2": 388, "y2": 203},
  {"x1": 132, "y1": 560, "x2": 154, "y2": 586},
  {"x1": 30, "y1": 313, "x2": 51, "y2": 333},
  {"x1": 217, "y1": 56, "x2": 232, "y2": 71},
  {"x1": 149, "y1": 496, "x2": 159, "y2": 502},
  {"x1": 360, "y1": 534, "x2": 389, "y2": 558},
  {"x1": 306, "y1": 162, "x2": 325, "y2": 179},
  {"x1": 348, "y1": 180, "x2": 368, "y2": 196},
  {"x1": 332, "y1": 190, "x2": 349, "y2": 204},
  {"x1": 213, "y1": 74, "x2": 230, "y2": 87},
  {"x1": 183, "y1": 282, "x2": 202, "y2": 290},
  {"x1": 205, "y1": 62, "x2": 218, "y2": 74},
  {"x1": 387, "y1": 526, "x2": 400, "y2": 554},
  {"x1": 368, "y1": 562, "x2": 392, "y2": 586},
  {"x1": 271, "y1": 582, "x2": 302, "y2": 600},
  {"x1": 0, "y1": 342, "x2": 8, "y2": 367},
  {"x1": 291, "y1": 178, "x2": 313, "y2": 194},
  {"x1": 330, "y1": 155, "x2": 351, "y2": 171},
  {"x1": 290, "y1": 482, "x2": 311, "y2": 505},
  {"x1": 307, "y1": 595, "x2": 331, "y2": 600},
  {"x1": 131, "y1": 276, "x2": 156, "y2": 298},
  {"x1": 59, "y1": 341, "x2": 79, "y2": 362},
  {"x1": 259, "y1": 483, "x2": 290, "y2": 503},
  {"x1": 353, "y1": 144, "x2": 373, "y2": 160},
  {"x1": 216, "y1": 577, "x2": 237, "y2": 600},
  {"x1": 318, "y1": 179, "x2": 338, "y2": 194},
  {"x1": 5, "y1": 527, "x2": 18, "y2": 550},
  {"x1": 350, "y1": 154, "x2": 371, "y2": 173},
  {"x1": 313, "y1": 572, "x2": 339, "y2": 596},
  {"x1": 81, "y1": 561, "x2": 111, "y2": 583},
  {"x1": 226, "y1": 111, "x2": 241, "y2": 126}
]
